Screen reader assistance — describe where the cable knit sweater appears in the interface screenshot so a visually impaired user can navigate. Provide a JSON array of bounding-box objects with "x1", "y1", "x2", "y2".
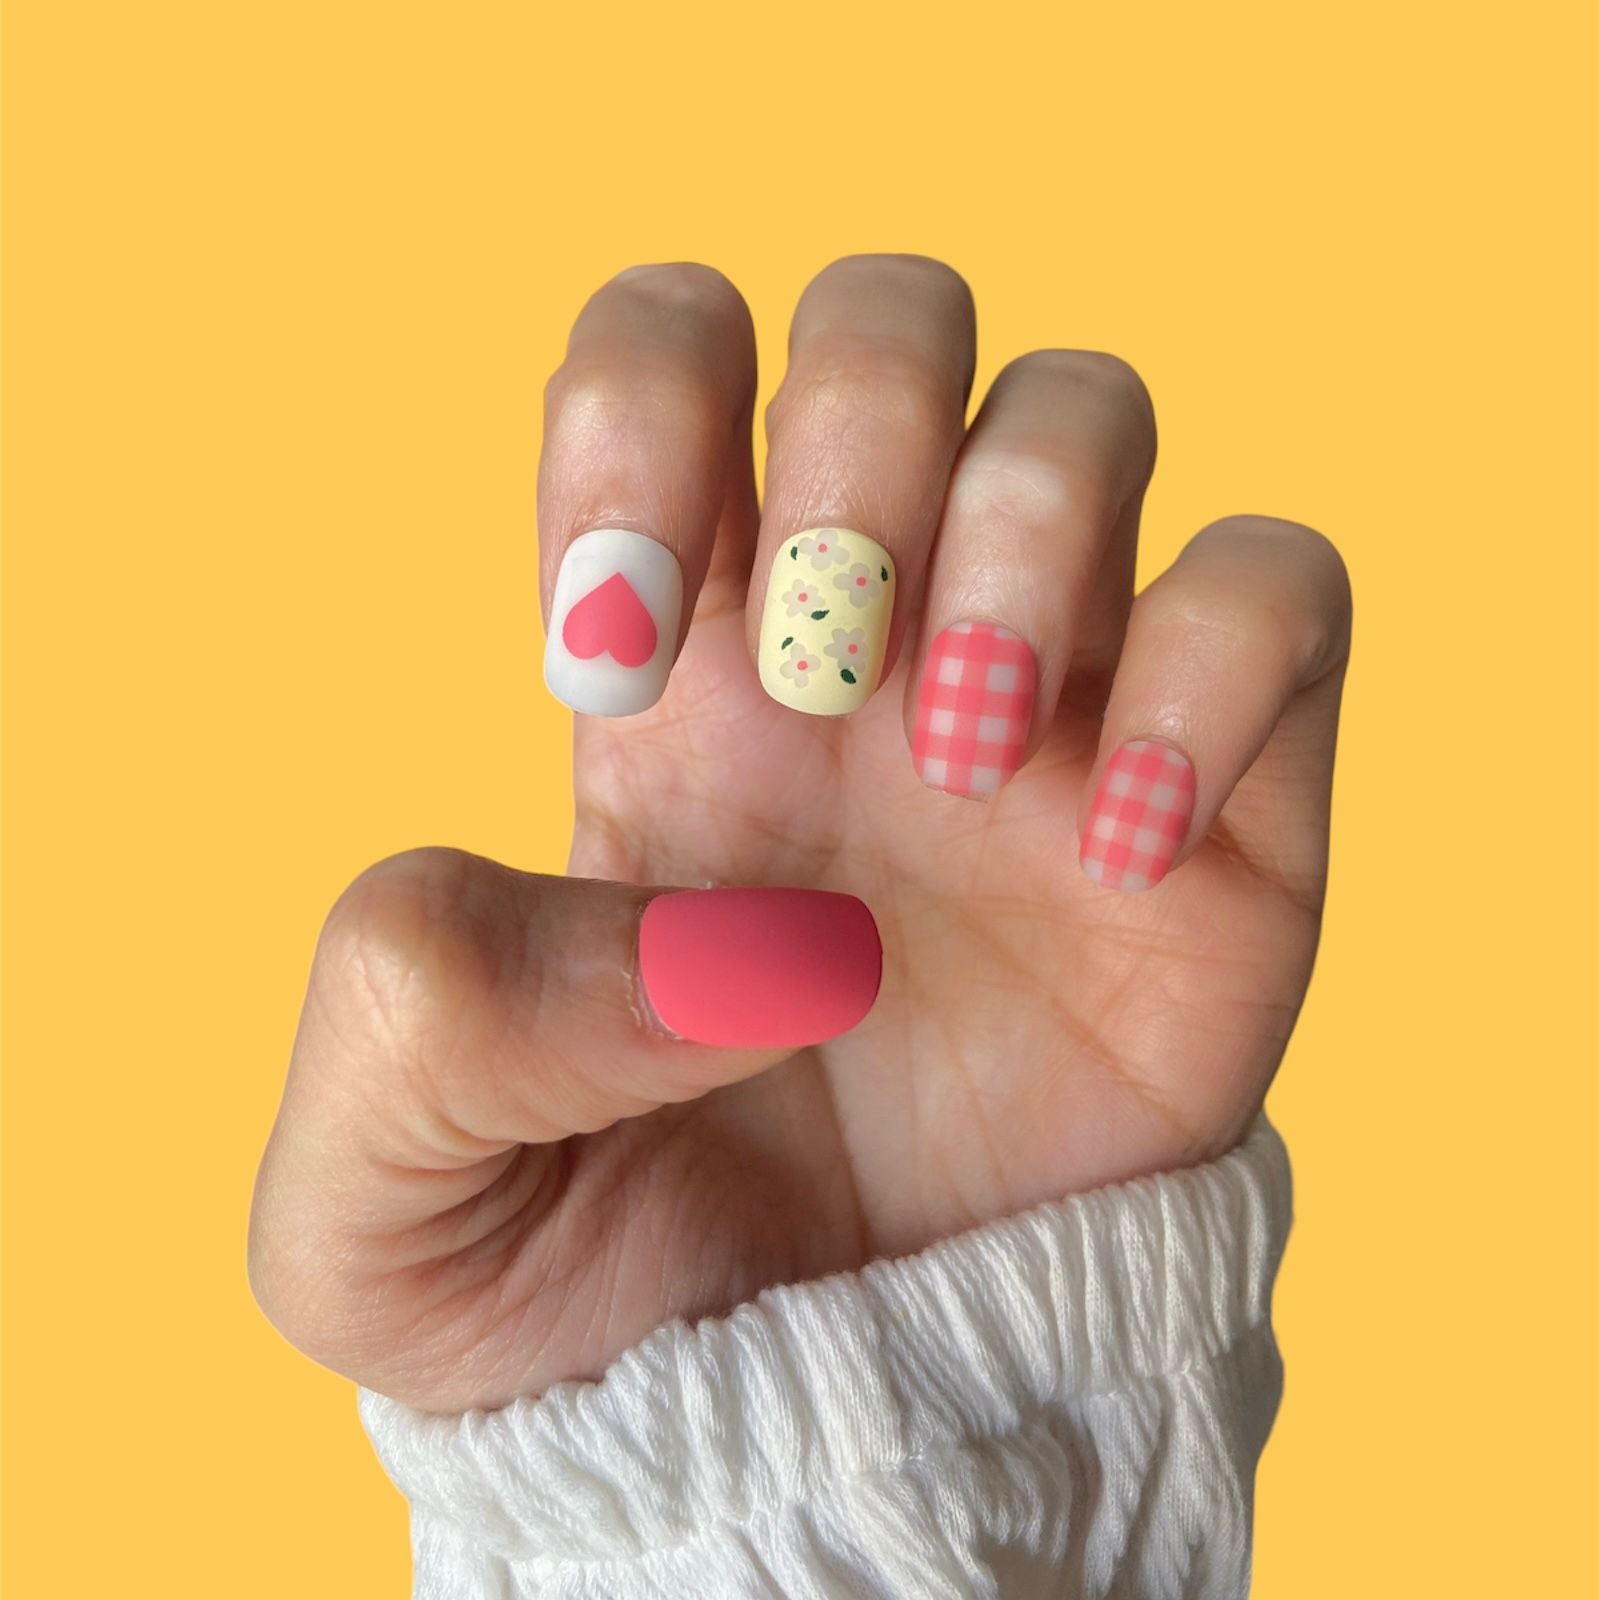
[{"x1": 360, "y1": 1119, "x2": 1290, "y2": 1598}]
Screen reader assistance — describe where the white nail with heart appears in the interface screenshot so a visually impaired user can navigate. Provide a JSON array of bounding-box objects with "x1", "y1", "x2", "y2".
[{"x1": 544, "y1": 528, "x2": 683, "y2": 717}]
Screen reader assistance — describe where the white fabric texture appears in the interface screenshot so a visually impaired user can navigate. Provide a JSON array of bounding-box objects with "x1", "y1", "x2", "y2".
[{"x1": 361, "y1": 1118, "x2": 1291, "y2": 1599}]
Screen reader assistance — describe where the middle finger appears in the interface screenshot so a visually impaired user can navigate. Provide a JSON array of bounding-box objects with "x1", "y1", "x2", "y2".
[{"x1": 750, "y1": 254, "x2": 976, "y2": 717}]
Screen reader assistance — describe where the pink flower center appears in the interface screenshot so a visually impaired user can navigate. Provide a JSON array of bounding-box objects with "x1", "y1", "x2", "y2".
[
  {"x1": 798, "y1": 592, "x2": 808, "y2": 602},
  {"x1": 848, "y1": 643, "x2": 858, "y2": 653},
  {"x1": 856, "y1": 576, "x2": 867, "y2": 586},
  {"x1": 817, "y1": 542, "x2": 828, "y2": 552},
  {"x1": 796, "y1": 659, "x2": 808, "y2": 671}
]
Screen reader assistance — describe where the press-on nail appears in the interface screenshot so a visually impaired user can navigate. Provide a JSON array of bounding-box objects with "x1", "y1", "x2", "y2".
[
  {"x1": 638, "y1": 887, "x2": 882, "y2": 1048},
  {"x1": 757, "y1": 529, "x2": 894, "y2": 716},
  {"x1": 1080, "y1": 739, "x2": 1196, "y2": 892},
  {"x1": 912, "y1": 622, "x2": 1036, "y2": 798},
  {"x1": 544, "y1": 528, "x2": 682, "y2": 717}
]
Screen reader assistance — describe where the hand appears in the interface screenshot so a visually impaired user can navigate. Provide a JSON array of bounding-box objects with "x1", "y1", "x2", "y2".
[{"x1": 249, "y1": 256, "x2": 1350, "y2": 1413}]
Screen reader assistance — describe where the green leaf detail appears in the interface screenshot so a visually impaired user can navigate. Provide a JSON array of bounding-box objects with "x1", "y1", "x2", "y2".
[
  {"x1": 780, "y1": 635, "x2": 793, "y2": 649},
  {"x1": 809, "y1": 608, "x2": 829, "y2": 620},
  {"x1": 840, "y1": 667, "x2": 857, "y2": 684},
  {"x1": 880, "y1": 565, "x2": 889, "y2": 582},
  {"x1": 790, "y1": 545, "x2": 798, "y2": 559}
]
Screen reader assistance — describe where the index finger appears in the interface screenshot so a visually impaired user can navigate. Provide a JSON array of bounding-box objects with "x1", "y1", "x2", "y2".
[{"x1": 539, "y1": 263, "x2": 758, "y2": 717}]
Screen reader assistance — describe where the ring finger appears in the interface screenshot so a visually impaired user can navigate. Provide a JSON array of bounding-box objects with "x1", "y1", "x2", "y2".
[{"x1": 908, "y1": 350, "x2": 1157, "y2": 798}]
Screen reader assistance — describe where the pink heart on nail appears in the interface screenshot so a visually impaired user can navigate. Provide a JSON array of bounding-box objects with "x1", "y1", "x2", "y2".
[{"x1": 561, "y1": 572, "x2": 658, "y2": 668}]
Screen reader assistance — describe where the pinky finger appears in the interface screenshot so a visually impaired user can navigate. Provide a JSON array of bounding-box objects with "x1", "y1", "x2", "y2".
[{"x1": 1079, "y1": 515, "x2": 1352, "y2": 895}]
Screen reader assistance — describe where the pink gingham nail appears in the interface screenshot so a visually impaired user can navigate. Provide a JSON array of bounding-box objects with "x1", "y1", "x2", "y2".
[
  {"x1": 912, "y1": 622, "x2": 1037, "y2": 798},
  {"x1": 1079, "y1": 739, "x2": 1196, "y2": 892}
]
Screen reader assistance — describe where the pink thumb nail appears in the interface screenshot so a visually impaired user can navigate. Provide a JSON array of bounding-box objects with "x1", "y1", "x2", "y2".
[{"x1": 639, "y1": 887, "x2": 882, "y2": 1049}]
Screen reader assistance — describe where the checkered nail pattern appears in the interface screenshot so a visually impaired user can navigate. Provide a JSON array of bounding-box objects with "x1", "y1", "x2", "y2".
[
  {"x1": 912, "y1": 622, "x2": 1037, "y2": 798},
  {"x1": 1080, "y1": 740, "x2": 1196, "y2": 892}
]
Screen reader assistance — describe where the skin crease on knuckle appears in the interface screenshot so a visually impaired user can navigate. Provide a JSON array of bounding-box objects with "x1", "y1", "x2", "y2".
[
  {"x1": 318, "y1": 859, "x2": 691, "y2": 1168},
  {"x1": 805, "y1": 252, "x2": 976, "y2": 315},
  {"x1": 952, "y1": 447, "x2": 1119, "y2": 543},
  {"x1": 609, "y1": 261, "x2": 751, "y2": 319},
  {"x1": 1000, "y1": 347, "x2": 1150, "y2": 406},
  {"x1": 317, "y1": 852, "x2": 487, "y2": 1047},
  {"x1": 972, "y1": 354, "x2": 1155, "y2": 507},
  {"x1": 991, "y1": 350, "x2": 1155, "y2": 447},
  {"x1": 305, "y1": 852, "x2": 548, "y2": 1161},
  {"x1": 1178, "y1": 516, "x2": 1353, "y2": 680},
  {"x1": 766, "y1": 347, "x2": 964, "y2": 453},
  {"x1": 545, "y1": 362, "x2": 732, "y2": 460}
]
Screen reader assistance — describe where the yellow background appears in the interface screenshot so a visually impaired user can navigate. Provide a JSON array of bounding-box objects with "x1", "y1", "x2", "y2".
[{"x1": 4, "y1": 1, "x2": 1595, "y2": 1593}]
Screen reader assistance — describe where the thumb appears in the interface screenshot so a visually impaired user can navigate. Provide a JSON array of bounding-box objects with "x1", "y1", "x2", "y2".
[{"x1": 252, "y1": 850, "x2": 881, "y2": 1238}]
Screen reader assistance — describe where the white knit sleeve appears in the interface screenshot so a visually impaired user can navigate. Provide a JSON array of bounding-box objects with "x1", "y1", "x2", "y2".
[{"x1": 360, "y1": 1118, "x2": 1291, "y2": 1600}]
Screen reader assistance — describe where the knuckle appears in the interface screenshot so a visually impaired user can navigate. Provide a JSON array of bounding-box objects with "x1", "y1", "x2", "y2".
[
  {"x1": 813, "y1": 252, "x2": 973, "y2": 308},
  {"x1": 1201, "y1": 514, "x2": 1353, "y2": 621},
  {"x1": 1273, "y1": 518, "x2": 1351, "y2": 600},
  {"x1": 768, "y1": 344, "x2": 958, "y2": 444},
  {"x1": 311, "y1": 850, "x2": 544, "y2": 1164},
  {"x1": 609, "y1": 259, "x2": 744, "y2": 314},
  {"x1": 315, "y1": 848, "x2": 504, "y2": 1056},
  {"x1": 1074, "y1": 349, "x2": 1151, "y2": 404},
  {"x1": 955, "y1": 446, "x2": 1106, "y2": 530},
  {"x1": 1153, "y1": 584, "x2": 1303, "y2": 677},
  {"x1": 544, "y1": 358, "x2": 726, "y2": 443},
  {"x1": 1175, "y1": 516, "x2": 1352, "y2": 676},
  {"x1": 1006, "y1": 348, "x2": 1151, "y2": 409},
  {"x1": 990, "y1": 351, "x2": 1156, "y2": 485},
  {"x1": 542, "y1": 358, "x2": 618, "y2": 421},
  {"x1": 1200, "y1": 511, "x2": 1322, "y2": 550},
  {"x1": 1252, "y1": 596, "x2": 1313, "y2": 677}
]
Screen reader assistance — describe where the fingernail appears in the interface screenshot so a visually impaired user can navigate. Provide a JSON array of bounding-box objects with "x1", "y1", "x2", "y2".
[
  {"x1": 912, "y1": 622, "x2": 1037, "y2": 799},
  {"x1": 758, "y1": 529, "x2": 895, "y2": 716},
  {"x1": 1080, "y1": 739, "x2": 1196, "y2": 892},
  {"x1": 544, "y1": 528, "x2": 683, "y2": 717},
  {"x1": 639, "y1": 887, "x2": 882, "y2": 1048}
]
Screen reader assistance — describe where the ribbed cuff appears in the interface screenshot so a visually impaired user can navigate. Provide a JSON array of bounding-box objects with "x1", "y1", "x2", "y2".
[{"x1": 361, "y1": 1118, "x2": 1290, "y2": 1582}]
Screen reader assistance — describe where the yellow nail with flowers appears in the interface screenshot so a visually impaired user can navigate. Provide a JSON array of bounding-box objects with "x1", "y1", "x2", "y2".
[{"x1": 758, "y1": 529, "x2": 895, "y2": 716}]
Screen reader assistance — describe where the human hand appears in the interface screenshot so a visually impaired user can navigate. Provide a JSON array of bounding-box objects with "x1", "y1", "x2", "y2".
[{"x1": 250, "y1": 256, "x2": 1350, "y2": 1413}]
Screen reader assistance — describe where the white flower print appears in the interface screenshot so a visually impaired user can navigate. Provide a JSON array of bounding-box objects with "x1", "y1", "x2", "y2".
[
  {"x1": 782, "y1": 577, "x2": 828, "y2": 617},
  {"x1": 797, "y1": 532, "x2": 850, "y2": 570},
  {"x1": 778, "y1": 641, "x2": 822, "y2": 688},
  {"x1": 835, "y1": 562, "x2": 882, "y2": 608},
  {"x1": 823, "y1": 627, "x2": 868, "y2": 667}
]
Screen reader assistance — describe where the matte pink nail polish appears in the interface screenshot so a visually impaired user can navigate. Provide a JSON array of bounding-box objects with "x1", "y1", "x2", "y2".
[
  {"x1": 1079, "y1": 739, "x2": 1196, "y2": 892},
  {"x1": 638, "y1": 887, "x2": 882, "y2": 1048},
  {"x1": 912, "y1": 621, "x2": 1037, "y2": 798}
]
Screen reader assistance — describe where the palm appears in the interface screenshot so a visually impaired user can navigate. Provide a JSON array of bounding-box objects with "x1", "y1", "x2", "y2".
[{"x1": 499, "y1": 590, "x2": 1319, "y2": 1394}]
